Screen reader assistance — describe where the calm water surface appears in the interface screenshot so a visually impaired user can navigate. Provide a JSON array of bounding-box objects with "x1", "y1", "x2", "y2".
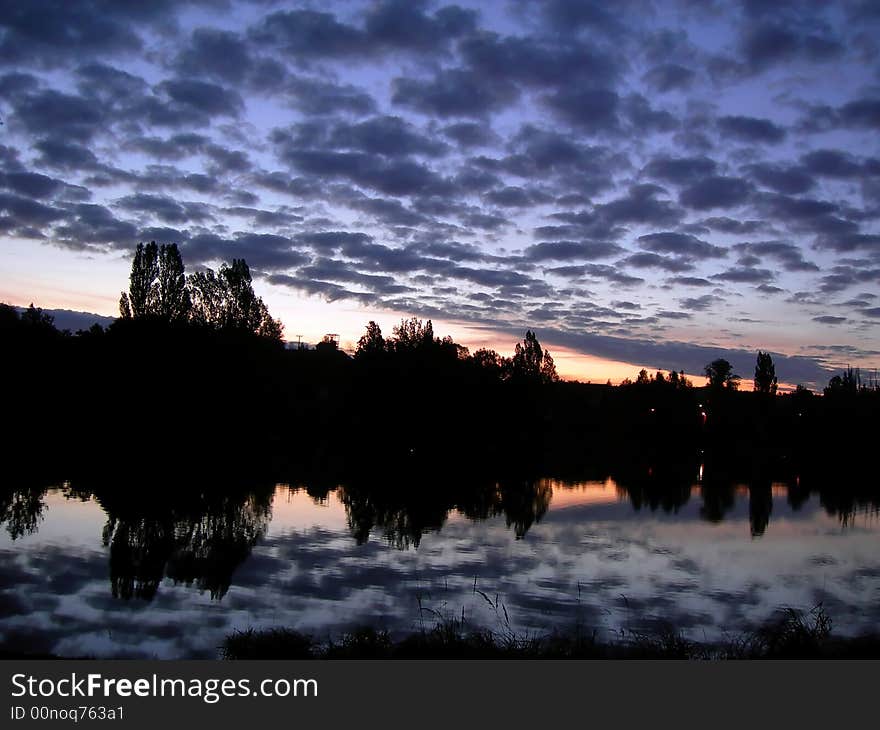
[{"x1": 1, "y1": 477, "x2": 878, "y2": 658}]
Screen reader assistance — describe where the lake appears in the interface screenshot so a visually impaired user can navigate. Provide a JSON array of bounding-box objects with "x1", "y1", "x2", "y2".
[{"x1": 1, "y1": 469, "x2": 878, "y2": 658}]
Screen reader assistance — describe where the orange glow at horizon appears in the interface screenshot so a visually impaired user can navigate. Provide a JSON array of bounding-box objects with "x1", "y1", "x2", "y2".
[{"x1": 0, "y1": 254, "x2": 822, "y2": 391}]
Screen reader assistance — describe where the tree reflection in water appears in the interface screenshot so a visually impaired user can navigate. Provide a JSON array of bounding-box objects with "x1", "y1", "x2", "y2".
[
  {"x1": 336, "y1": 476, "x2": 553, "y2": 548},
  {"x1": 0, "y1": 482, "x2": 48, "y2": 539},
  {"x1": 1, "y1": 456, "x2": 878, "y2": 605},
  {"x1": 101, "y1": 490, "x2": 272, "y2": 600}
]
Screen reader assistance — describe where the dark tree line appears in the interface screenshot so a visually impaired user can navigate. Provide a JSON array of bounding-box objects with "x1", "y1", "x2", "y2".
[
  {"x1": 354, "y1": 319, "x2": 558, "y2": 384},
  {"x1": 1, "y1": 242, "x2": 878, "y2": 487},
  {"x1": 118, "y1": 241, "x2": 282, "y2": 340}
]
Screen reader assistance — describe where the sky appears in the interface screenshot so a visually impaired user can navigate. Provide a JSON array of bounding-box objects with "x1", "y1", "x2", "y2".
[{"x1": 0, "y1": 0, "x2": 878, "y2": 387}]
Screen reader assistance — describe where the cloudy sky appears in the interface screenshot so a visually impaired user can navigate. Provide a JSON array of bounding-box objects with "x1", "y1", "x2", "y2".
[{"x1": 1, "y1": 0, "x2": 878, "y2": 386}]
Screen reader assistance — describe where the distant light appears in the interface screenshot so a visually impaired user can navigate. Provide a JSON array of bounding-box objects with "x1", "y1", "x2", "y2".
[{"x1": 650, "y1": 407, "x2": 655, "y2": 413}]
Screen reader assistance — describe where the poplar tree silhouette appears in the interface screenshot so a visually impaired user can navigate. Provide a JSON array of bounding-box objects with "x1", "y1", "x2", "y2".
[{"x1": 754, "y1": 351, "x2": 778, "y2": 396}]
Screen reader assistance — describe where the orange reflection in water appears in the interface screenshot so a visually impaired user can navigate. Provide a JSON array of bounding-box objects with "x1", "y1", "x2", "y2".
[
  {"x1": 532, "y1": 478, "x2": 622, "y2": 509},
  {"x1": 267, "y1": 483, "x2": 349, "y2": 533}
]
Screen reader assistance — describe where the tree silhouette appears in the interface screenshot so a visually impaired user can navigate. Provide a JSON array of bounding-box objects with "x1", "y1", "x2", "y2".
[
  {"x1": 20, "y1": 303, "x2": 56, "y2": 333},
  {"x1": 754, "y1": 351, "x2": 778, "y2": 396},
  {"x1": 218, "y1": 259, "x2": 267, "y2": 332},
  {"x1": 155, "y1": 244, "x2": 190, "y2": 323},
  {"x1": 540, "y1": 349, "x2": 558, "y2": 383},
  {"x1": 188, "y1": 268, "x2": 224, "y2": 327},
  {"x1": 472, "y1": 348, "x2": 504, "y2": 370},
  {"x1": 390, "y1": 317, "x2": 434, "y2": 351},
  {"x1": 119, "y1": 242, "x2": 191, "y2": 324},
  {"x1": 511, "y1": 330, "x2": 558, "y2": 383},
  {"x1": 119, "y1": 241, "x2": 159, "y2": 319},
  {"x1": 188, "y1": 259, "x2": 282, "y2": 340},
  {"x1": 704, "y1": 358, "x2": 739, "y2": 390},
  {"x1": 512, "y1": 330, "x2": 542, "y2": 379},
  {"x1": 823, "y1": 367, "x2": 868, "y2": 397},
  {"x1": 355, "y1": 321, "x2": 385, "y2": 358}
]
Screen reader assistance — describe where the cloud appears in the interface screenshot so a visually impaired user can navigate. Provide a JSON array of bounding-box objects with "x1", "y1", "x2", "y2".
[
  {"x1": 744, "y1": 163, "x2": 814, "y2": 195},
  {"x1": 115, "y1": 193, "x2": 213, "y2": 225},
  {"x1": 717, "y1": 115, "x2": 787, "y2": 143},
  {"x1": 597, "y1": 185, "x2": 683, "y2": 226},
  {"x1": 667, "y1": 276, "x2": 714, "y2": 287},
  {"x1": 0, "y1": 0, "x2": 151, "y2": 66},
  {"x1": 738, "y1": 21, "x2": 843, "y2": 72},
  {"x1": 642, "y1": 63, "x2": 696, "y2": 92},
  {"x1": 460, "y1": 32, "x2": 620, "y2": 90},
  {"x1": 544, "y1": 88, "x2": 620, "y2": 133},
  {"x1": 285, "y1": 76, "x2": 376, "y2": 116},
  {"x1": 622, "y1": 252, "x2": 694, "y2": 273},
  {"x1": 10, "y1": 88, "x2": 105, "y2": 142},
  {"x1": 347, "y1": 195, "x2": 428, "y2": 227},
  {"x1": 184, "y1": 232, "x2": 310, "y2": 272},
  {"x1": 363, "y1": 0, "x2": 477, "y2": 53},
  {"x1": 525, "y1": 241, "x2": 622, "y2": 261},
  {"x1": 484, "y1": 185, "x2": 550, "y2": 208},
  {"x1": 75, "y1": 62, "x2": 149, "y2": 103},
  {"x1": 637, "y1": 232, "x2": 727, "y2": 259},
  {"x1": 680, "y1": 294, "x2": 721, "y2": 311},
  {"x1": 392, "y1": 69, "x2": 518, "y2": 118},
  {"x1": 711, "y1": 267, "x2": 775, "y2": 284},
  {"x1": 679, "y1": 176, "x2": 753, "y2": 210},
  {"x1": 273, "y1": 140, "x2": 454, "y2": 197},
  {"x1": 547, "y1": 264, "x2": 643, "y2": 287},
  {"x1": 817, "y1": 265, "x2": 880, "y2": 293},
  {"x1": 733, "y1": 240, "x2": 819, "y2": 272},
  {"x1": 127, "y1": 133, "x2": 209, "y2": 160},
  {"x1": 266, "y1": 273, "x2": 375, "y2": 304},
  {"x1": 644, "y1": 156, "x2": 717, "y2": 185},
  {"x1": 327, "y1": 116, "x2": 449, "y2": 158},
  {"x1": 657, "y1": 310, "x2": 692, "y2": 320},
  {"x1": 622, "y1": 94, "x2": 678, "y2": 133},
  {"x1": 33, "y1": 139, "x2": 102, "y2": 171},
  {"x1": 299, "y1": 257, "x2": 413, "y2": 295},
  {"x1": 0, "y1": 192, "x2": 65, "y2": 226},
  {"x1": 294, "y1": 231, "x2": 373, "y2": 252},
  {"x1": 839, "y1": 98, "x2": 880, "y2": 129},
  {"x1": 799, "y1": 98, "x2": 880, "y2": 132},
  {"x1": 249, "y1": 9, "x2": 368, "y2": 59},
  {"x1": 801, "y1": 149, "x2": 871, "y2": 179},
  {"x1": 0, "y1": 170, "x2": 89, "y2": 201},
  {"x1": 441, "y1": 122, "x2": 497, "y2": 148},
  {"x1": 173, "y1": 27, "x2": 260, "y2": 86},
  {"x1": 538, "y1": 0, "x2": 629, "y2": 37},
  {"x1": 54, "y1": 203, "x2": 138, "y2": 248},
  {"x1": 700, "y1": 217, "x2": 766, "y2": 234},
  {"x1": 156, "y1": 78, "x2": 244, "y2": 119}
]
